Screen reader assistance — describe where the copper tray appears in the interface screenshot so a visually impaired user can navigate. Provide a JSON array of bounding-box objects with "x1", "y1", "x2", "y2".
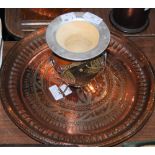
[
  {"x1": 0, "y1": 28, "x2": 154, "y2": 146},
  {"x1": 5, "y1": 9, "x2": 80, "y2": 38}
]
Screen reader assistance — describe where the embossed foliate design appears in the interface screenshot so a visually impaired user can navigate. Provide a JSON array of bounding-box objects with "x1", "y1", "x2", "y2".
[{"x1": 0, "y1": 29, "x2": 154, "y2": 146}]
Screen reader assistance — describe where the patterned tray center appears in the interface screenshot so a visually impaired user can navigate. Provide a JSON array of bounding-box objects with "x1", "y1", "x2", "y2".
[
  {"x1": 1, "y1": 30, "x2": 154, "y2": 146},
  {"x1": 21, "y1": 48, "x2": 136, "y2": 135}
]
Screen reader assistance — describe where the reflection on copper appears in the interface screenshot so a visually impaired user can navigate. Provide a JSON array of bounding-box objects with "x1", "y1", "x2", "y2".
[
  {"x1": 0, "y1": 28, "x2": 154, "y2": 146},
  {"x1": 30, "y1": 8, "x2": 80, "y2": 19},
  {"x1": 87, "y1": 83, "x2": 96, "y2": 93},
  {"x1": 102, "y1": 89, "x2": 108, "y2": 98},
  {"x1": 39, "y1": 63, "x2": 50, "y2": 76},
  {"x1": 66, "y1": 113, "x2": 77, "y2": 134},
  {"x1": 7, "y1": 106, "x2": 12, "y2": 113},
  {"x1": 128, "y1": 8, "x2": 134, "y2": 17},
  {"x1": 131, "y1": 96, "x2": 135, "y2": 103}
]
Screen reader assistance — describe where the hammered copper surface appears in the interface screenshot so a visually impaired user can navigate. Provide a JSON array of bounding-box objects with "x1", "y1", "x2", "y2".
[{"x1": 0, "y1": 28, "x2": 154, "y2": 146}]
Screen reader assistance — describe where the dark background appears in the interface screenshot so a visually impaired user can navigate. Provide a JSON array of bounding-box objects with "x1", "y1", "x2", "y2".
[{"x1": 0, "y1": 8, "x2": 15, "y2": 41}]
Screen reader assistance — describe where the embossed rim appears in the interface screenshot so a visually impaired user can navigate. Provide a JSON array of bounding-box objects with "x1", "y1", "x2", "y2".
[{"x1": 0, "y1": 28, "x2": 154, "y2": 146}]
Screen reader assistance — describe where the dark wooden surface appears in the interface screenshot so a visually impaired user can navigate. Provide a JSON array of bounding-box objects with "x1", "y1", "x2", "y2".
[{"x1": 1, "y1": 8, "x2": 155, "y2": 146}]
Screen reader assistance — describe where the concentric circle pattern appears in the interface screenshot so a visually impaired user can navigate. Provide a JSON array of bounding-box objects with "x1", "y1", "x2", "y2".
[{"x1": 0, "y1": 28, "x2": 154, "y2": 146}]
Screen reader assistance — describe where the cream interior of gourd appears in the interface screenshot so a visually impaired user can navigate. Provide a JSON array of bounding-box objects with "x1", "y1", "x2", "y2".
[{"x1": 56, "y1": 21, "x2": 99, "y2": 53}]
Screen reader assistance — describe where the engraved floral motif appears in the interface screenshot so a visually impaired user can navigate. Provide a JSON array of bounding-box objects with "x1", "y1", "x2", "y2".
[{"x1": 0, "y1": 29, "x2": 154, "y2": 146}]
